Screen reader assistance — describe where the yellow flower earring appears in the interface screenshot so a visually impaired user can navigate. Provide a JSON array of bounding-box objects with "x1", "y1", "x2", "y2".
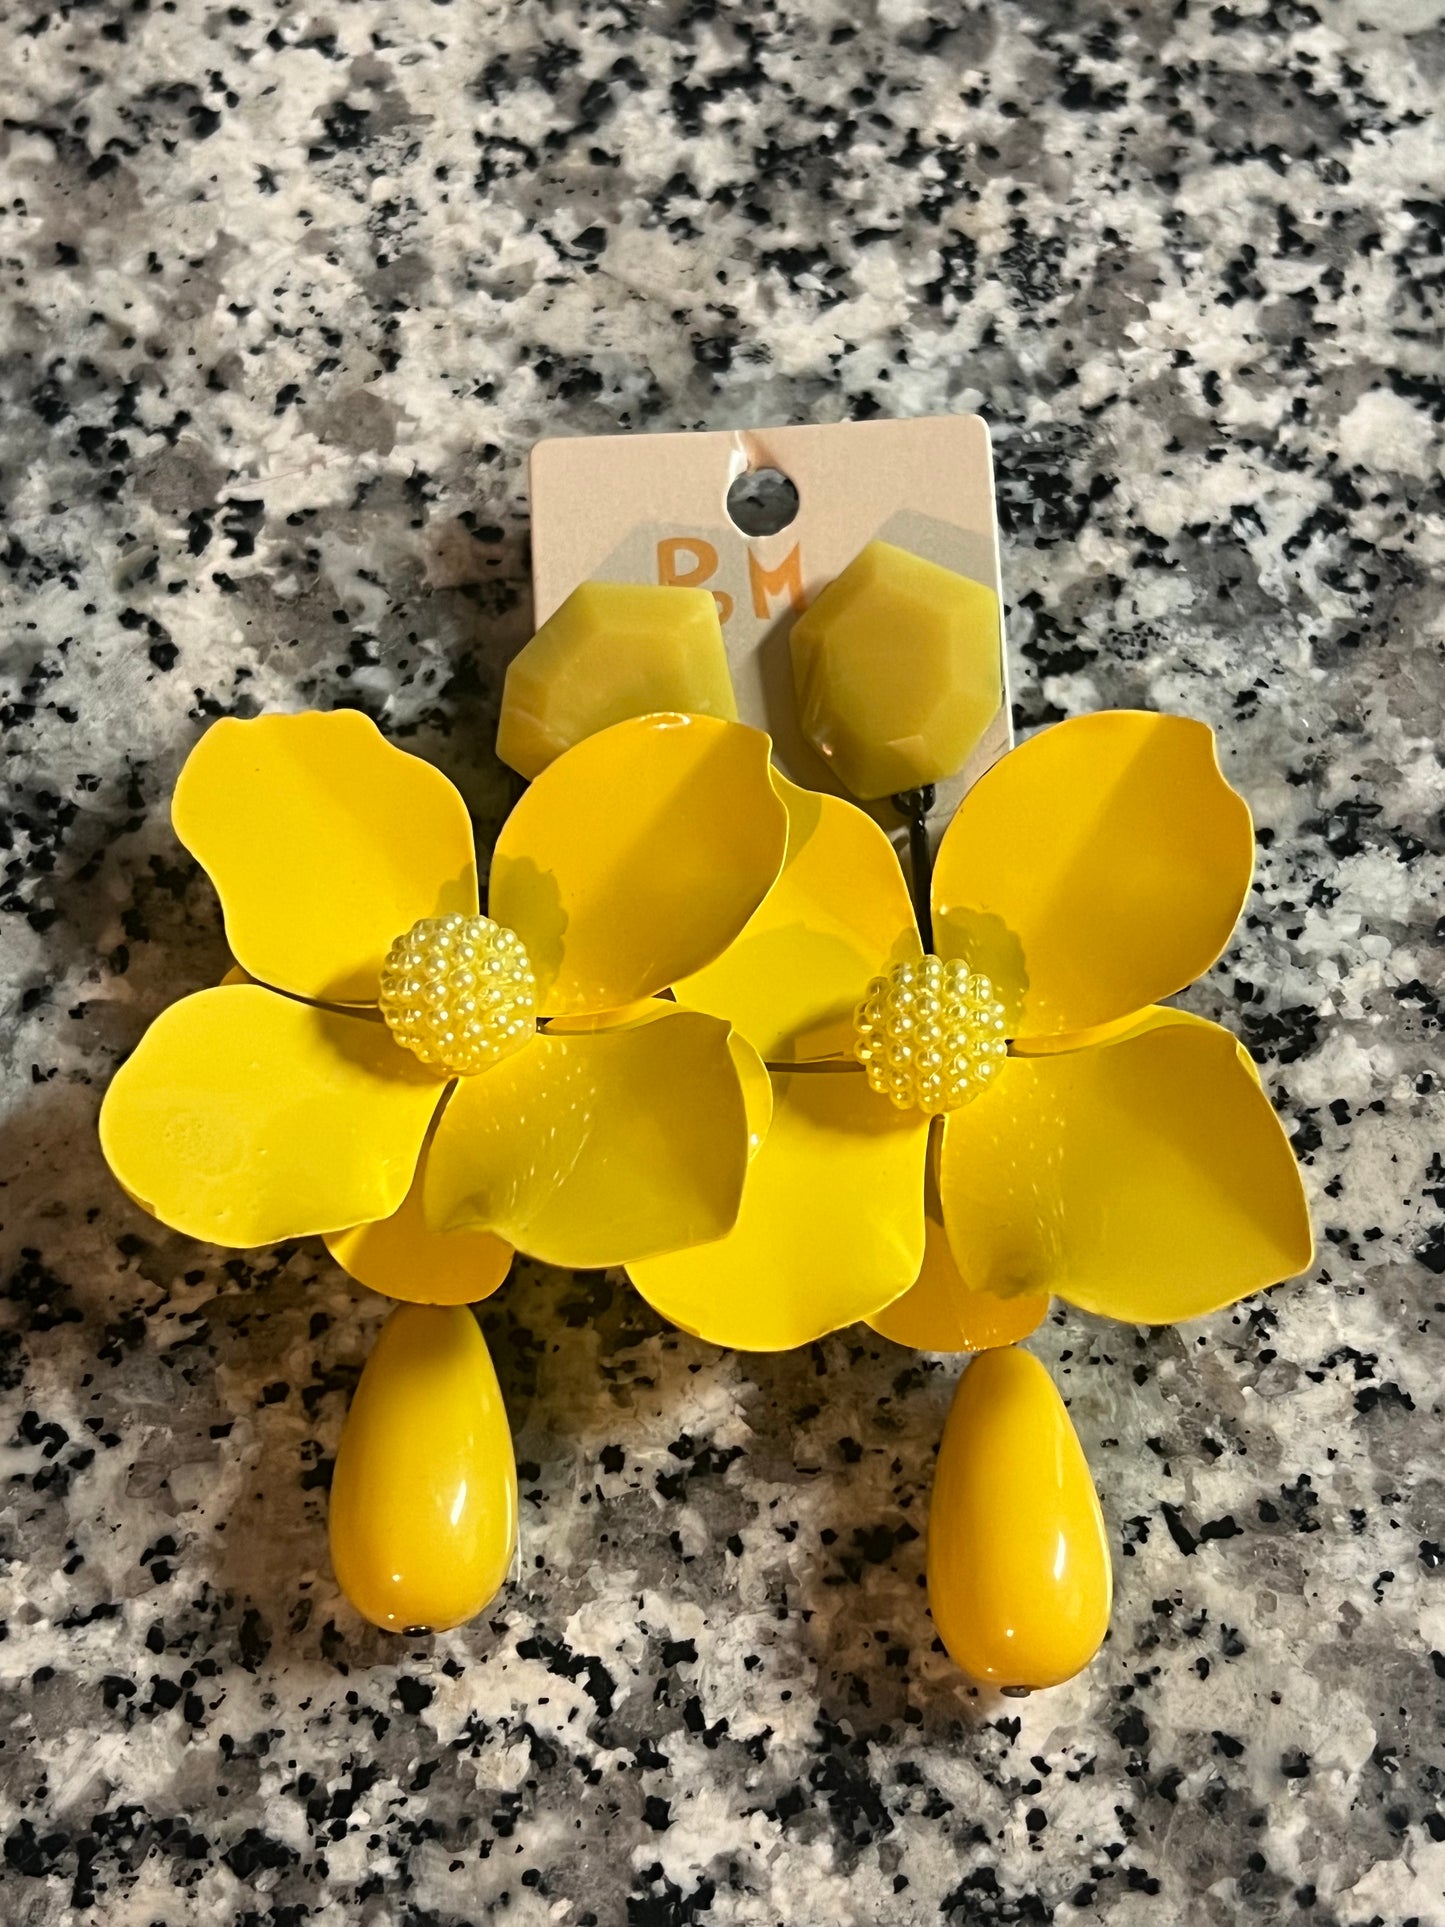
[
  {"x1": 618, "y1": 538, "x2": 1314, "y2": 1694},
  {"x1": 100, "y1": 705, "x2": 787, "y2": 1632}
]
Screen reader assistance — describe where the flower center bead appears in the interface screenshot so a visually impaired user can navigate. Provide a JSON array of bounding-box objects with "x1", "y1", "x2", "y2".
[
  {"x1": 379, "y1": 913, "x2": 537, "y2": 1077},
  {"x1": 852, "y1": 955, "x2": 1008, "y2": 1114}
]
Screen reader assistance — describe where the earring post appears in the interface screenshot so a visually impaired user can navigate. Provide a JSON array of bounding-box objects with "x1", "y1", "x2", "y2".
[{"x1": 891, "y1": 785, "x2": 936, "y2": 951}]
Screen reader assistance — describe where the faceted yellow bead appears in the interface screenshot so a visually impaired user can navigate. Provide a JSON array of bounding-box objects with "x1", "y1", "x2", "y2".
[
  {"x1": 790, "y1": 541, "x2": 1001, "y2": 800},
  {"x1": 497, "y1": 581, "x2": 738, "y2": 779},
  {"x1": 329, "y1": 1303, "x2": 518, "y2": 1634},
  {"x1": 379, "y1": 913, "x2": 536, "y2": 1078},
  {"x1": 928, "y1": 1347, "x2": 1112, "y2": 1691},
  {"x1": 851, "y1": 953, "x2": 1007, "y2": 1114}
]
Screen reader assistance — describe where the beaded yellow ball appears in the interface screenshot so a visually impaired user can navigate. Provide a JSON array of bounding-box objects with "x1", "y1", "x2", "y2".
[
  {"x1": 852, "y1": 955, "x2": 1008, "y2": 1114},
  {"x1": 379, "y1": 913, "x2": 537, "y2": 1077}
]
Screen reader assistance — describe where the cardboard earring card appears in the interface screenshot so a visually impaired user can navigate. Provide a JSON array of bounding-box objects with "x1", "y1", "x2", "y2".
[{"x1": 527, "y1": 414, "x2": 1011, "y2": 845}]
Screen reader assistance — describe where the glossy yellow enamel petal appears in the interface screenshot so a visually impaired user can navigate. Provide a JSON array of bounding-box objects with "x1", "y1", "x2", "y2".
[
  {"x1": 1011, "y1": 1001, "x2": 1264, "y2": 1083},
  {"x1": 325, "y1": 1121, "x2": 514, "y2": 1306},
  {"x1": 488, "y1": 714, "x2": 787, "y2": 1017},
  {"x1": 173, "y1": 711, "x2": 479, "y2": 1003},
  {"x1": 329, "y1": 1304, "x2": 517, "y2": 1633},
  {"x1": 938, "y1": 1012, "x2": 1313, "y2": 1323},
  {"x1": 932, "y1": 711, "x2": 1254, "y2": 1037},
  {"x1": 868, "y1": 1149, "x2": 1048, "y2": 1352},
  {"x1": 729, "y1": 1030, "x2": 774, "y2": 1159},
  {"x1": 628, "y1": 1069, "x2": 930, "y2": 1351},
  {"x1": 543, "y1": 998, "x2": 667, "y2": 1034},
  {"x1": 423, "y1": 1008, "x2": 751, "y2": 1268},
  {"x1": 673, "y1": 771, "x2": 921, "y2": 1061},
  {"x1": 929, "y1": 1347, "x2": 1111, "y2": 1690},
  {"x1": 868, "y1": 1217, "x2": 1048, "y2": 1352},
  {"x1": 547, "y1": 998, "x2": 772, "y2": 1155},
  {"x1": 99, "y1": 985, "x2": 444, "y2": 1246}
]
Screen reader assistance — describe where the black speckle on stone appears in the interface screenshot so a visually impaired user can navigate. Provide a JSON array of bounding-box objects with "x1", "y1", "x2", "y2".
[
  {"x1": 852, "y1": 1523, "x2": 901, "y2": 1564},
  {"x1": 237, "y1": 1607, "x2": 270, "y2": 1672},
  {"x1": 515, "y1": 1633, "x2": 617, "y2": 1719},
  {"x1": 222, "y1": 1828, "x2": 296, "y2": 1880},
  {"x1": 147, "y1": 1675, "x2": 183, "y2": 1712},
  {"x1": 693, "y1": 334, "x2": 735, "y2": 373},
  {"x1": 1199, "y1": 1515, "x2": 1243, "y2": 1542},
  {"x1": 1240, "y1": 1004, "x2": 1322, "y2": 1065},
  {"x1": 626, "y1": 1867, "x2": 716, "y2": 1925},
  {"x1": 1114, "y1": 1707, "x2": 1150, "y2": 1750},
  {"x1": 5, "y1": 1820, "x2": 70, "y2": 1878},
  {"x1": 1355, "y1": 1382, "x2": 1416, "y2": 1416},
  {"x1": 807, "y1": 1714, "x2": 891, "y2": 1847},
  {"x1": 396, "y1": 1676, "x2": 433, "y2": 1716},
  {"x1": 942, "y1": 1864, "x2": 1051, "y2": 1921},
  {"x1": 311, "y1": 100, "x2": 371, "y2": 154},
  {"x1": 1160, "y1": 1503, "x2": 1198, "y2": 1556}
]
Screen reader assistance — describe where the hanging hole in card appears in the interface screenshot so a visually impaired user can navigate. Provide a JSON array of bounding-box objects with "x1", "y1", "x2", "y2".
[{"x1": 725, "y1": 465, "x2": 801, "y2": 538}]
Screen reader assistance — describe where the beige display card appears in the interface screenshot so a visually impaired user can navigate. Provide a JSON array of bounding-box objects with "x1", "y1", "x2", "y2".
[{"x1": 529, "y1": 414, "x2": 1011, "y2": 846}]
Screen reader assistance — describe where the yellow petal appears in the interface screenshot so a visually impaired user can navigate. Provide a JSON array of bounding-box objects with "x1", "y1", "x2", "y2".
[
  {"x1": 543, "y1": 998, "x2": 668, "y2": 1034},
  {"x1": 488, "y1": 713, "x2": 787, "y2": 1017},
  {"x1": 329, "y1": 1304, "x2": 517, "y2": 1633},
  {"x1": 868, "y1": 1222, "x2": 1048, "y2": 1352},
  {"x1": 729, "y1": 1029, "x2": 774, "y2": 1160},
  {"x1": 100, "y1": 985, "x2": 444, "y2": 1245},
  {"x1": 173, "y1": 711, "x2": 479, "y2": 1003},
  {"x1": 423, "y1": 1009, "x2": 751, "y2": 1268},
  {"x1": 325, "y1": 1119, "x2": 514, "y2": 1306},
  {"x1": 1012, "y1": 1001, "x2": 1264, "y2": 1083},
  {"x1": 547, "y1": 997, "x2": 772, "y2": 1156},
  {"x1": 938, "y1": 1011, "x2": 1314, "y2": 1323},
  {"x1": 868, "y1": 1146, "x2": 1048, "y2": 1352},
  {"x1": 929, "y1": 1347, "x2": 1111, "y2": 1690},
  {"x1": 932, "y1": 711, "x2": 1254, "y2": 1037},
  {"x1": 673, "y1": 772, "x2": 921, "y2": 1061},
  {"x1": 628, "y1": 1069, "x2": 929, "y2": 1351}
]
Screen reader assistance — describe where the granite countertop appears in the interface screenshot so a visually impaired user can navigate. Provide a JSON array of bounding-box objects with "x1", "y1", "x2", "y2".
[{"x1": 3, "y1": 2, "x2": 1443, "y2": 1922}]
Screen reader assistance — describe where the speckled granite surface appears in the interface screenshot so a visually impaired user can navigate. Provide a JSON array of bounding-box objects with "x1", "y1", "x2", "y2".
[{"x1": 2, "y1": 2, "x2": 1444, "y2": 1922}]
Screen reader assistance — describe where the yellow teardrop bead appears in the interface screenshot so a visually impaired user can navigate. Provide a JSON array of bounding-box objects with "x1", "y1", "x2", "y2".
[
  {"x1": 329, "y1": 1303, "x2": 517, "y2": 1634},
  {"x1": 927, "y1": 1346, "x2": 1111, "y2": 1691}
]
